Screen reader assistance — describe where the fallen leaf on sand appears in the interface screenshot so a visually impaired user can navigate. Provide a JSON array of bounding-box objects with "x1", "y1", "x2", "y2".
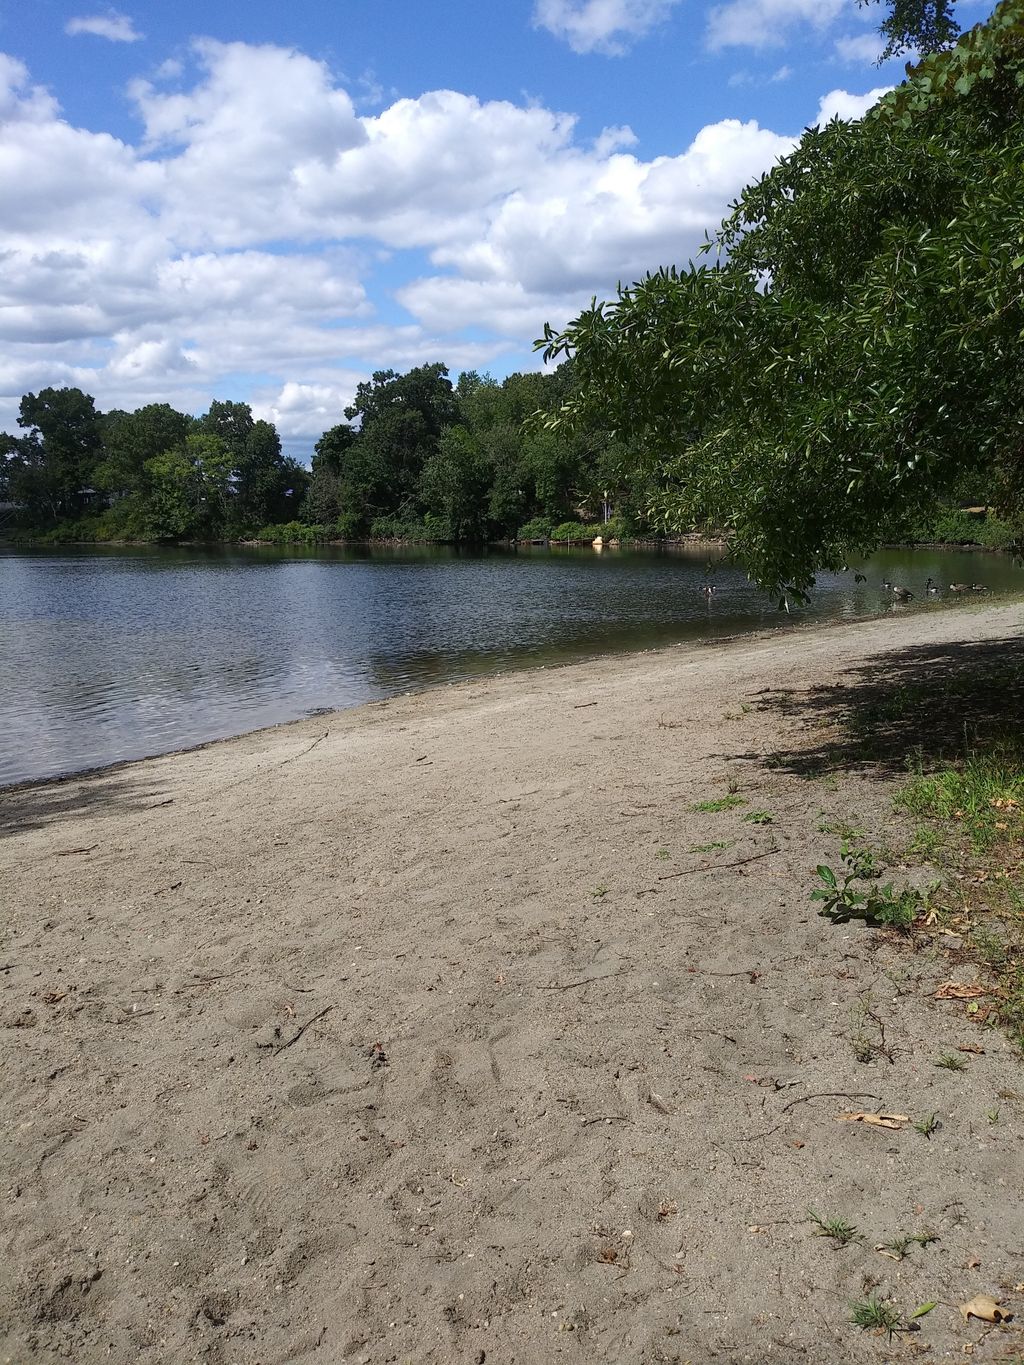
[
  {"x1": 648, "y1": 1091, "x2": 674, "y2": 1115},
  {"x1": 656, "y1": 1200, "x2": 678, "y2": 1220},
  {"x1": 959, "y1": 1294, "x2": 1012, "y2": 1324},
  {"x1": 935, "y1": 981, "x2": 989, "y2": 1000},
  {"x1": 958, "y1": 1043, "x2": 985, "y2": 1055},
  {"x1": 748, "y1": 1225, "x2": 768, "y2": 1234},
  {"x1": 837, "y1": 1111, "x2": 909, "y2": 1130}
]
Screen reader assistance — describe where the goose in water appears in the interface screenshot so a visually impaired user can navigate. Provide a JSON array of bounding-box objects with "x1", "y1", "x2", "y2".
[
  {"x1": 972, "y1": 582, "x2": 989, "y2": 593},
  {"x1": 881, "y1": 579, "x2": 892, "y2": 589},
  {"x1": 891, "y1": 585, "x2": 914, "y2": 602},
  {"x1": 701, "y1": 584, "x2": 716, "y2": 598},
  {"x1": 926, "y1": 577, "x2": 940, "y2": 595}
]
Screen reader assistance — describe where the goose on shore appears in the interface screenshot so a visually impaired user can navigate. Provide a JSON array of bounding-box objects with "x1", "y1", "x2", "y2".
[
  {"x1": 971, "y1": 582, "x2": 989, "y2": 593},
  {"x1": 891, "y1": 585, "x2": 914, "y2": 601},
  {"x1": 949, "y1": 582, "x2": 971, "y2": 592}
]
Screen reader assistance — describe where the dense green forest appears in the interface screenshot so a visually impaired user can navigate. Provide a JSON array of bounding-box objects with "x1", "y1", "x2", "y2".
[
  {"x1": 0, "y1": 363, "x2": 655, "y2": 545},
  {"x1": 541, "y1": 0, "x2": 1024, "y2": 594},
  {"x1": 0, "y1": 362, "x2": 1011, "y2": 550}
]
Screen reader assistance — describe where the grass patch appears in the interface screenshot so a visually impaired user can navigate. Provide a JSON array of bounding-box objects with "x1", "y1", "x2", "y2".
[
  {"x1": 934, "y1": 1051, "x2": 967, "y2": 1071},
  {"x1": 743, "y1": 810, "x2": 774, "y2": 825},
  {"x1": 850, "y1": 1296, "x2": 901, "y2": 1337},
  {"x1": 908, "y1": 824, "x2": 942, "y2": 858},
  {"x1": 897, "y1": 745, "x2": 1024, "y2": 853},
  {"x1": 892, "y1": 731, "x2": 1024, "y2": 1050},
  {"x1": 808, "y1": 1210, "x2": 859, "y2": 1246},
  {"x1": 691, "y1": 794, "x2": 746, "y2": 813},
  {"x1": 688, "y1": 839, "x2": 733, "y2": 854}
]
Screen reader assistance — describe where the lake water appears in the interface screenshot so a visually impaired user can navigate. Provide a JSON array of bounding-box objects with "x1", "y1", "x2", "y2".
[{"x1": 2, "y1": 542, "x2": 1022, "y2": 787}]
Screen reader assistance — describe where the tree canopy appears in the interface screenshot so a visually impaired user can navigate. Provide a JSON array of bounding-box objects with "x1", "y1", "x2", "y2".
[
  {"x1": 1, "y1": 364, "x2": 650, "y2": 545},
  {"x1": 0, "y1": 392, "x2": 307, "y2": 541},
  {"x1": 538, "y1": 1, "x2": 1024, "y2": 598}
]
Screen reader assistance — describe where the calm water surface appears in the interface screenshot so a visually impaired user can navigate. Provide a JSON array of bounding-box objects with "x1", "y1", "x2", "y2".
[{"x1": 2, "y1": 543, "x2": 1022, "y2": 786}]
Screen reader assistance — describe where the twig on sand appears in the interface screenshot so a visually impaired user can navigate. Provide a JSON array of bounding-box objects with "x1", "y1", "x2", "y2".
[
  {"x1": 539, "y1": 971, "x2": 620, "y2": 991},
  {"x1": 737, "y1": 1090, "x2": 885, "y2": 1143},
  {"x1": 582, "y1": 1115, "x2": 632, "y2": 1126},
  {"x1": 274, "y1": 1004, "x2": 335, "y2": 1054},
  {"x1": 574, "y1": 701, "x2": 599, "y2": 709},
  {"x1": 55, "y1": 844, "x2": 98, "y2": 857},
  {"x1": 780, "y1": 1090, "x2": 882, "y2": 1115},
  {"x1": 279, "y1": 732, "x2": 329, "y2": 767},
  {"x1": 657, "y1": 847, "x2": 779, "y2": 880},
  {"x1": 688, "y1": 968, "x2": 761, "y2": 978},
  {"x1": 174, "y1": 972, "x2": 239, "y2": 992}
]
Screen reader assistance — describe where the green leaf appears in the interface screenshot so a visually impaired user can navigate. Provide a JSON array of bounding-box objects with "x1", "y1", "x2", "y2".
[{"x1": 910, "y1": 1302, "x2": 937, "y2": 1320}]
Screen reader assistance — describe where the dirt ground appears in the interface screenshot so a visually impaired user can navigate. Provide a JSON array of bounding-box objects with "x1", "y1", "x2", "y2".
[{"x1": 2, "y1": 600, "x2": 1023, "y2": 1365}]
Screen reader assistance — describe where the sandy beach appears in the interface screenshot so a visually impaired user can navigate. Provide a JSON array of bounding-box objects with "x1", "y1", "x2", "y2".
[{"x1": 2, "y1": 599, "x2": 1023, "y2": 1364}]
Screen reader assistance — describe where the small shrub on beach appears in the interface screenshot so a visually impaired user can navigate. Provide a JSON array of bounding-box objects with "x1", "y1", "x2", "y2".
[{"x1": 812, "y1": 862, "x2": 920, "y2": 929}]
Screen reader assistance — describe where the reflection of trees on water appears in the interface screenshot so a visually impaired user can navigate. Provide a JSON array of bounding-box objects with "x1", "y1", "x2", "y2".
[{"x1": 4, "y1": 544, "x2": 1024, "y2": 786}]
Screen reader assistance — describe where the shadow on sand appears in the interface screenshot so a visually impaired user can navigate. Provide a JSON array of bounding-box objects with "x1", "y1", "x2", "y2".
[
  {"x1": 742, "y1": 633, "x2": 1024, "y2": 778},
  {"x1": 0, "y1": 768, "x2": 176, "y2": 839}
]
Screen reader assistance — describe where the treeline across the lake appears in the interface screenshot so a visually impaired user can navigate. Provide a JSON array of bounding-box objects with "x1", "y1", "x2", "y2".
[
  {"x1": 0, "y1": 389, "x2": 307, "y2": 543},
  {"x1": 0, "y1": 363, "x2": 659, "y2": 546}
]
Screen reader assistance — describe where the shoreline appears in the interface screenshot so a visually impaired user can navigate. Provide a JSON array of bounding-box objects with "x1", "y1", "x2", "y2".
[
  {"x1": 2, "y1": 589, "x2": 1017, "y2": 797},
  {"x1": 3, "y1": 597, "x2": 1023, "y2": 1363},
  {"x1": 1, "y1": 532, "x2": 1008, "y2": 551}
]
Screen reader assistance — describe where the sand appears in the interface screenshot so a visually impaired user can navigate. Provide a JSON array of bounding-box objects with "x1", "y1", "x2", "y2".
[{"x1": 2, "y1": 600, "x2": 1023, "y2": 1364}]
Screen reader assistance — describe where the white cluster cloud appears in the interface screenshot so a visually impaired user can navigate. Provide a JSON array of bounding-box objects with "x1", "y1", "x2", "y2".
[
  {"x1": 706, "y1": 0, "x2": 848, "y2": 49},
  {"x1": 834, "y1": 32, "x2": 886, "y2": 63},
  {"x1": 0, "y1": 38, "x2": 882, "y2": 449},
  {"x1": 814, "y1": 85, "x2": 892, "y2": 122},
  {"x1": 65, "y1": 11, "x2": 143, "y2": 43},
  {"x1": 532, "y1": 0, "x2": 683, "y2": 54}
]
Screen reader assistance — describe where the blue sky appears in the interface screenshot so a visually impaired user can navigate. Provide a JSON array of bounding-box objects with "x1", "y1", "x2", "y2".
[{"x1": 0, "y1": 0, "x2": 965, "y2": 453}]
